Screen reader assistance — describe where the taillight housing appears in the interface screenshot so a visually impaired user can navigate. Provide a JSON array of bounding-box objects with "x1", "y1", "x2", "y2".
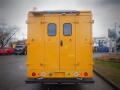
[
  {"x1": 84, "y1": 72, "x2": 88, "y2": 76},
  {"x1": 32, "y1": 72, "x2": 36, "y2": 76},
  {"x1": 38, "y1": 73, "x2": 41, "y2": 76}
]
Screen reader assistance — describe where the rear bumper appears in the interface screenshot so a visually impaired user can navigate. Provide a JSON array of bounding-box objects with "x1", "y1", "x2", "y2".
[
  {"x1": 25, "y1": 78, "x2": 94, "y2": 84},
  {"x1": 15, "y1": 51, "x2": 22, "y2": 54},
  {"x1": 0, "y1": 53, "x2": 7, "y2": 55}
]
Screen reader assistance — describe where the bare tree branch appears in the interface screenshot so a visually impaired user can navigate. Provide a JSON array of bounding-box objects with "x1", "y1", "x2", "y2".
[{"x1": 0, "y1": 22, "x2": 20, "y2": 47}]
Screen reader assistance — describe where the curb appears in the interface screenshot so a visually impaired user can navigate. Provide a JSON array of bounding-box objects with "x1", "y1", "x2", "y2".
[{"x1": 94, "y1": 69, "x2": 120, "y2": 90}]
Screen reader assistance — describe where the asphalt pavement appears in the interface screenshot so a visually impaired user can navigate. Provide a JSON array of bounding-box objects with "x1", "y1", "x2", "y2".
[
  {"x1": 93, "y1": 53, "x2": 110, "y2": 58},
  {"x1": 0, "y1": 55, "x2": 116, "y2": 90}
]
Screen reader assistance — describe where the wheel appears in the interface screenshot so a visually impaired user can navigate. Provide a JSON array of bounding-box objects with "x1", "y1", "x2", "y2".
[{"x1": 15, "y1": 53, "x2": 17, "y2": 55}]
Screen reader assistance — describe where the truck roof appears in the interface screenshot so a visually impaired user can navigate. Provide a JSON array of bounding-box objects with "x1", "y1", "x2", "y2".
[
  {"x1": 29, "y1": 10, "x2": 91, "y2": 16},
  {"x1": 31, "y1": 10, "x2": 80, "y2": 14}
]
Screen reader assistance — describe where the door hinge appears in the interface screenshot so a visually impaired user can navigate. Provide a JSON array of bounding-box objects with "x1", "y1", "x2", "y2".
[
  {"x1": 41, "y1": 21, "x2": 46, "y2": 24},
  {"x1": 89, "y1": 20, "x2": 94, "y2": 23},
  {"x1": 73, "y1": 22, "x2": 79, "y2": 24}
]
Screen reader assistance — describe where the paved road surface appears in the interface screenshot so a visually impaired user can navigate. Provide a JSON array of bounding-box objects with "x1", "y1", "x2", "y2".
[
  {"x1": 93, "y1": 53, "x2": 110, "y2": 58},
  {"x1": 0, "y1": 55, "x2": 115, "y2": 90},
  {"x1": 93, "y1": 52, "x2": 120, "y2": 58}
]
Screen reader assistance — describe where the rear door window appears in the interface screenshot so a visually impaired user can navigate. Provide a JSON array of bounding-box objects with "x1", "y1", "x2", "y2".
[
  {"x1": 48, "y1": 23, "x2": 56, "y2": 36},
  {"x1": 63, "y1": 23, "x2": 72, "y2": 36}
]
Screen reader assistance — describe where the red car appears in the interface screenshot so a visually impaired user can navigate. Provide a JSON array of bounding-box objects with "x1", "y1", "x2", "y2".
[{"x1": 0, "y1": 47, "x2": 14, "y2": 55}]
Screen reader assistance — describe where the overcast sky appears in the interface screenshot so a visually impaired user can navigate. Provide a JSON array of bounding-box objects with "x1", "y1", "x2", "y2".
[{"x1": 0, "y1": 0, "x2": 120, "y2": 39}]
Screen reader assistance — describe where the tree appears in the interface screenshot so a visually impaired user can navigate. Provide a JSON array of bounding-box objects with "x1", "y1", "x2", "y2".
[
  {"x1": 108, "y1": 29, "x2": 117, "y2": 39},
  {"x1": 0, "y1": 22, "x2": 19, "y2": 47}
]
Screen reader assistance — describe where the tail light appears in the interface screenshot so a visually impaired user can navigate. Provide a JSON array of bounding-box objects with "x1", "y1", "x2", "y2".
[
  {"x1": 32, "y1": 72, "x2": 36, "y2": 76},
  {"x1": 84, "y1": 72, "x2": 88, "y2": 76},
  {"x1": 38, "y1": 73, "x2": 41, "y2": 76}
]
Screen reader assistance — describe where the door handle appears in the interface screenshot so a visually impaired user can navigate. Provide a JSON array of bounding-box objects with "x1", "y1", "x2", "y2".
[{"x1": 60, "y1": 40, "x2": 63, "y2": 47}]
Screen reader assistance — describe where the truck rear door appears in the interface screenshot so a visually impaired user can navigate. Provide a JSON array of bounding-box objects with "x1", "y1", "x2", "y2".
[
  {"x1": 44, "y1": 15, "x2": 60, "y2": 72},
  {"x1": 44, "y1": 15, "x2": 76, "y2": 73},
  {"x1": 60, "y1": 15, "x2": 76, "y2": 72}
]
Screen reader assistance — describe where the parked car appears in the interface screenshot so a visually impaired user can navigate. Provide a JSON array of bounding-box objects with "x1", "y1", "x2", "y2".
[
  {"x1": 14, "y1": 45, "x2": 27, "y2": 55},
  {"x1": 0, "y1": 47, "x2": 14, "y2": 55}
]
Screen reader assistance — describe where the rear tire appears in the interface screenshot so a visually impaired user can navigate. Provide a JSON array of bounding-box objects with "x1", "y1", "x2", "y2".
[{"x1": 15, "y1": 53, "x2": 17, "y2": 55}]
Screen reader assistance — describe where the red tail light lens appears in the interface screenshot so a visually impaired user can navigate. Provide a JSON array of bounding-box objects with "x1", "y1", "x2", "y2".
[
  {"x1": 32, "y1": 72, "x2": 36, "y2": 76},
  {"x1": 84, "y1": 72, "x2": 88, "y2": 76},
  {"x1": 79, "y1": 73, "x2": 83, "y2": 76},
  {"x1": 38, "y1": 73, "x2": 41, "y2": 76}
]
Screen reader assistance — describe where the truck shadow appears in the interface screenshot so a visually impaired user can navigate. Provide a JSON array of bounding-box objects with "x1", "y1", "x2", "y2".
[{"x1": 38, "y1": 84, "x2": 82, "y2": 90}]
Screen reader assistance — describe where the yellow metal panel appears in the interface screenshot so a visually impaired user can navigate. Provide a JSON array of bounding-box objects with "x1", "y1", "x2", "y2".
[
  {"x1": 60, "y1": 15, "x2": 76, "y2": 72},
  {"x1": 44, "y1": 15, "x2": 60, "y2": 72},
  {"x1": 27, "y1": 16, "x2": 45, "y2": 72},
  {"x1": 26, "y1": 11, "x2": 93, "y2": 78},
  {"x1": 76, "y1": 15, "x2": 93, "y2": 77}
]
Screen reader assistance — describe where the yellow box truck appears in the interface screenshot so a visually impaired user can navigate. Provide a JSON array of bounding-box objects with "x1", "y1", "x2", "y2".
[{"x1": 26, "y1": 10, "x2": 94, "y2": 84}]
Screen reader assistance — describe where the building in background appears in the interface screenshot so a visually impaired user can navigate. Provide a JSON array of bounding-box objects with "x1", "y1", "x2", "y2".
[
  {"x1": 94, "y1": 37, "x2": 109, "y2": 47},
  {"x1": 108, "y1": 23, "x2": 120, "y2": 53},
  {"x1": 93, "y1": 37, "x2": 116, "y2": 52}
]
